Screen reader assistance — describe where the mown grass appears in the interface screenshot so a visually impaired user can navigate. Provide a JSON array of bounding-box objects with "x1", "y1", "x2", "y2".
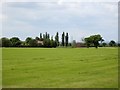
[
  {"x1": 0, "y1": 48, "x2": 2, "y2": 89},
  {"x1": 2, "y1": 47, "x2": 118, "y2": 88}
]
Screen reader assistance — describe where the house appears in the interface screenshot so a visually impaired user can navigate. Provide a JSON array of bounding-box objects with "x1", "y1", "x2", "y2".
[{"x1": 37, "y1": 40, "x2": 44, "y2": 45}]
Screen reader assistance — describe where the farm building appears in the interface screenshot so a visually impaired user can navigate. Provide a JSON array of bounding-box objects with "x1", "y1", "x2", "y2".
[
  {"x1": 76, "y1": 42, "x2": 86, "y2": 47},
  {"x1": 37, "y1": 40, "x2": 44, "y2": 45}
]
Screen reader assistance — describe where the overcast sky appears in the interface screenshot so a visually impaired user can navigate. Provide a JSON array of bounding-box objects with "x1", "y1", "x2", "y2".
[{"x1": 1, "y1": 1, "x2": 118, "y2": 42}]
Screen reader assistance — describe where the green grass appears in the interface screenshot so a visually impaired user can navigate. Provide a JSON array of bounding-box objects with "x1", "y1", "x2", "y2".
[
  {"x1": 0, "y1": 48, "x2": 2, "y2": 89},
  {"x1": 2, "y1": 47, "x2": 118, "y2": 88}
]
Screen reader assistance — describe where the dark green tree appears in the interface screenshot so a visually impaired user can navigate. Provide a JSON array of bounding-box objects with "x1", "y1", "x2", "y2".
[
  {"x1": 118, "y1": 43, "x2": 120, "y2": 47},
  {"x1": 55, "y1": 32, "x2": 59, "y2": 46},
  {"x1": 25, "y1": 37, "x2": 33, "y2": 46},
  {"x1": 42, "y1": 32, "x2": 50, "y2": 47},
  {"x1": 65, "y1": 32, "x2": 69, "y2": 46},
  {"x1": 102, "y1": 42, "x2": 107, "y2": 47},
  {"x1": 62, "y1": 32, "x2": 65, "y2": 46},
  {"x1": 84, "y1": 38, "x2": 91, "y2": 48},
  {"x1": 1, "y1": 37, "x2": 11, "y2": 47},
  {"x1": 50, "y1": 36, "x2": 54, "y2": 47},
  {"x1": 21, "y1": 41, "x2": 26, "y2": 47},
  {"x1": 109, "y1": 40, "x2": 116, "y2": 47},
  {"x1": 45, "y1": 32, "x2": 48, "y2": 39},
  {"x1": 46, "y1": 38, "x2": 50, "y2": 47},
  {"x1": 43, "y1": 34, "x2": 46, "y2": 39},
  {"x1": 68, "y1": 43, "x2": 72, "y2": 47},
  {"x1": 10, "y1": 37, "x2": 21, "y2": 47},
  {"x1": 29, "y1": 39, "x2": 37, "y2": 47},
  {"x1": 40, "y1": 33, "x2": 42, "y2": 39},
  {"x1": 35, "y1": 37, "x2": 39, "y2": 40},
  {"x1": 0, "y1": 39, "x2": 1, "y2": 47},
  {"x1": 50, "y1": 36, "x2": 57, "y2": 48},
  {"x1": 47, "y1": 34, "x2": 50, "y2": 39},
  {"x1": 84, "y1": 34, "x2": 102, "y2": 48}
]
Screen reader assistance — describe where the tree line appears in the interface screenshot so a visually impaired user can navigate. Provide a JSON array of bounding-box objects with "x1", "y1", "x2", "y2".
[
  {"x1": 0, "y1": 33, "x2": 119, "y2": 48},
  {"x1": 0, "y1": 32, "x2": 70, "y2": 48},
  {"x1": 83, "y1": 34, "x2": 118, "y2": 48}
]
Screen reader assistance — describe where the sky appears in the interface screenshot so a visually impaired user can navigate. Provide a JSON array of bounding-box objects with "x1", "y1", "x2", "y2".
[{"x1": 0, "y1": 0, "x2": 118, "y2": 42}]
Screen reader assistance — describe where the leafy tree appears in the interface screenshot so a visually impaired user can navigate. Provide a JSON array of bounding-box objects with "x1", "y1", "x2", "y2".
[
  {"x1": 50, "y1": 36, "x2": 57, "y2": 48},
  {"x1": 68, "y1": 43, "x2": 72, "y2": 47},
  {"x1": 10, "y1": 37, "x2": 21, "y2": 47},
  {"x1": 35, "y1": 37, "x2": 39, "y2": 40},
  {"x1": 55, "y1": 32, "x2": 59, "y2": 46},
  {"x1": 25, "y1": 37, "x2": 33, "y2": 46},
  {"x1": 84, "y1": 38, "x2": 91, "y2": 48},
  {"x1": 62, "y1": 32, "x2": 65, "y2": 46},
  {"x1": 84, "y1": 34, "x2": 102, "y2": 48},
  {"x1": 43, "y1": 40, "x2": 47, "y2": 47},
  {"x1": 47, "y1": 34, "x2": 50, "y2": 39},
  {"x1": 46, "y1": 39, "x2": 50, "y2": 47},
  {"x1": 65, "y1": 32, "x2": 69, "y2": 47},
  {"x1": 102, "y1": 42, "x2": 107, "y2": 47},
  {"x1": 43, "y1": 34, "x2": 46, "y2": 39},
  {"x1": 42, "y1": 32, "x2": 49, "y2": 47},
  {"x1": 118, "y1": 43, "x2": 120, "y2": 47},
  {"x1": 52, "y1": 40, "x2": 57, "y2": 48},
  {"x1": 92, "y1": 35, "x2": 102, "y2": 48},
  {"x1": 45, "y1": 32, "x2": 48, "y2": 39},
  {"x1": 109, "y1": 40, "x2": 116, "y2": 47},
  {"x1": 0, "y1": 39, "x2": 1, "y2": 47},
  {"x1": 50, "y1": 36, "x2": 54, "y2": 47},
  {"x1": 21, "y1": 41, "x2": 26, "y2": 47},
  {"x1": 29, "y1": 39, "x2": 37, "y2": 47},
  {"x1": 1, "y1": 37, "x2": 11, "y2": 47}
]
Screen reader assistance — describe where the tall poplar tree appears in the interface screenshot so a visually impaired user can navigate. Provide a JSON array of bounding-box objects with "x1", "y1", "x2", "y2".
[
  {"x1": 65, "y1": 32, "x2": 69, "y2": 46},
  {"x1": 62, "y1": 32, "x2": 65, "y2": 46},
  {"x1": 55, "y1": 32, "x2": 59, "y2": 46},
  {"x1": 40, "y1": 33, "x2": 42, "y2": 39}
]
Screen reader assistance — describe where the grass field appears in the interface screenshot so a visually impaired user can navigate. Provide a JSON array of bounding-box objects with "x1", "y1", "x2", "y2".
[
  {"x1": 0, "y1": 48, "x2": 2, "y2": 89},
  {"x1": 2, "y1": 47, "x2": 118, "y2": 88}
]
